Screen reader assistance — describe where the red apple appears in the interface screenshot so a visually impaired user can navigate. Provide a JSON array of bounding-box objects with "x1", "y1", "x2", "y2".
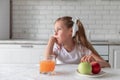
[{"x1": 90, "y1": 61, "x2": 101, "y2": 74}]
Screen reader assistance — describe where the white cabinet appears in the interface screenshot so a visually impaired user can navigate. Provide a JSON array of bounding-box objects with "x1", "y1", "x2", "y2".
[
  {"x1": 93, "y1": 45, "x2": 109, "y2": 61},
  {"x1": 109, "y1": 45, "x2": 120, "y2": 68},
  {"x1": 0, "y1": 44, "x2": 46, "y2": 64},
  {"x1": 0, "y1": 0, "x2": 10, "y2": 39}
]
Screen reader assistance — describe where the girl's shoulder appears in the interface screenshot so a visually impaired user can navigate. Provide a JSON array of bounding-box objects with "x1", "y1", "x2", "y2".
[
  {"x1": 76, "y1": 43, "x2": 89, "y2": 51},
  {"x1": 76, "y1": 43, "x2": 92, "y2": 55},
  {"x1": 76, "y1": 43, "x2": 84, "y2": 49}
]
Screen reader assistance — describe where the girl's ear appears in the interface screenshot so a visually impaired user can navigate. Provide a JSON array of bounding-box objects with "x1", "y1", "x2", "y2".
[
  {"x1": 70, "y1": 27, "x2": 73, "y2": 33},
  {"x1": 69, "y1": 28, "x2": 73, "y2": 36}
]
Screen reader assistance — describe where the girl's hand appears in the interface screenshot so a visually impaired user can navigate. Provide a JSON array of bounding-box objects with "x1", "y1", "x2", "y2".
[
  {"x1": 81, "y1": 55, "x2": 96, "y2": 63},
  {"x1": 49, "y1": 36, "x2": 57, "y2": 44},
  {"x1": 49, "y1": 36, "x2": 62, "y2": 49}
]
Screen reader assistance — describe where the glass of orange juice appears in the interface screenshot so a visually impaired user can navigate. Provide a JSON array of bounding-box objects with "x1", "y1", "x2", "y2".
[{"x1": 40, "y1": 55, "x2": 56, "y2": 75}]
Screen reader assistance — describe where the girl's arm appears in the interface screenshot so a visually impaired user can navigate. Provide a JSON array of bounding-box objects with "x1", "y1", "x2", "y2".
[
  {"x1": 81, "y1": 42, "x2": 111, "y2": 68},
  {"x1": 91, "y1": 53, "x2": 111, "y2": 68},
  {"x1": 44, "y1": 36, "x2": 57, "y2": 59},
  {"x1": 81, "y1": 53, "x2": 111, "y2": 68}
]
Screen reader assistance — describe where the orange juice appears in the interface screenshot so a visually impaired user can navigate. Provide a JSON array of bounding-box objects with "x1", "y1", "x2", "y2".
[{"x1": 40, "y1": 60, "x2": 55, "y2": 73}]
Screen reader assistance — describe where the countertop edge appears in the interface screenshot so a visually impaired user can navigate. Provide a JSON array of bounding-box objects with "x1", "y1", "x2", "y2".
[{"x1": 0, "y1": 40, "x2": 120, "y2": 45}]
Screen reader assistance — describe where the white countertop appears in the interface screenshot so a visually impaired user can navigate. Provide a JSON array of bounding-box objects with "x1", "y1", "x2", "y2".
[
  {"x1": 91, "y1": 40, "x2": 120, "y2": 45},
  {"x1": 0, "y1": 64, "x2": 120, "y2": 80},
  {"x1": 0, "y1": 40, "x2": 120, "y2": 45},
  {"x1": 0, "y1": 40, "x2": 47, "y2": 45}
]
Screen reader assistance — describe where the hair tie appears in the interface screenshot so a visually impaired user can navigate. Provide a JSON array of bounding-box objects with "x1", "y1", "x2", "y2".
[{"x1": 72, "y1": 19, "x2": 78, "y2": 37}]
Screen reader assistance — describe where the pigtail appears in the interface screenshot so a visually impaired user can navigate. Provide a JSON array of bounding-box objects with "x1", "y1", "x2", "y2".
[
  {"x1": 74, "y1": 19, "x2": 101, "y2": 57},
  {"x1": 73, "y1": 19, "x2": 88, "y2": 46}
]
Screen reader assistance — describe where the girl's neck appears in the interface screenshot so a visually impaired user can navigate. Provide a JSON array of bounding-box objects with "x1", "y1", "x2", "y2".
[{"x1": 63, "y1": 39, "x2": 75, "y2": 52}]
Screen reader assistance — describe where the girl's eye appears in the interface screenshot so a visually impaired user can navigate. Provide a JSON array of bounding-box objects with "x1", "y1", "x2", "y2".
[
  {"x1": 56, "y1": 28, "x2": 62, "y2": 32},
  {"x1": 57, "y1": 28, "x2": 61, "y2": 31},
  {"x1": 54, "y1": 27, "x2": 62, "y2": 33}
]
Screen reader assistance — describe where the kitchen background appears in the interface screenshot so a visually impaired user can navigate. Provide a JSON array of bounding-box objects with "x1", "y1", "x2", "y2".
[
  {"x1": 11, "y1": 0, "x2": 120, "y2": 41},
  {"x1": 0, "y1": 0, "x2": 120, "y2": 68}
]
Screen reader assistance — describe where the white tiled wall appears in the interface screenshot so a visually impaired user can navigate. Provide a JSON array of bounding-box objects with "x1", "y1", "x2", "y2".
[{"x1": 12, "y1": 0, "x2": 120, "y2": 41}]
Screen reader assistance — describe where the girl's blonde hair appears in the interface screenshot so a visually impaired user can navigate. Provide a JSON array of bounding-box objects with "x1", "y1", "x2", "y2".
[{"x1": 55, "y1": 16, "x2": 100, "y2": 57}]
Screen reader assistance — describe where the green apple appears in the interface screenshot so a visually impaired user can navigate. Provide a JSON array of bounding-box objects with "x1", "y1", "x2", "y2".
[{"x1": 78, "y1": 62, "x2": 92, "y2": 74}]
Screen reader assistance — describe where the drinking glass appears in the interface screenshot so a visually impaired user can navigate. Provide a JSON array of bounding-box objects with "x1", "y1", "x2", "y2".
[{"x1": 40, "y1": 55, "x2": 56, "y2": 75}]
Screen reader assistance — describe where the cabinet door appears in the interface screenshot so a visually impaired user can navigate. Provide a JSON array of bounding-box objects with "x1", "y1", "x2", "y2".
[
  {"x1": 114, "y1": 50, "x2": 120, "y2": 68},
  {"x1": 93, "y1": 45, "x2": 109, "y2": 61},
  {"x1": 0, "y1": 44, "x2": 46, "y2": 64},
  {"x1": 109, "y1": 46, "x2": 120, "y2": 68}
]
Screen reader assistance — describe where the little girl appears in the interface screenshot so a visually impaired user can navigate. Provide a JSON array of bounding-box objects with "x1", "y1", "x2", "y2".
[{"x1": 44, "y1": 16, "x2": 110, "y2": 68}]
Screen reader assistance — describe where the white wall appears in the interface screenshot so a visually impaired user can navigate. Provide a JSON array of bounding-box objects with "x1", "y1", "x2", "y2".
[
  {"x1": 12, "y1": 0, "x2": 120, "y2": 41},
  {"x1": 0, "y1": 0, "x2": 10, "y2": 39}
]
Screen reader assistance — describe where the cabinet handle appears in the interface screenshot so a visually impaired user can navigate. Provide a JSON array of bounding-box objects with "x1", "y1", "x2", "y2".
[{"x1": 20, "y1": 45, "x2": 33, "y2": 48}]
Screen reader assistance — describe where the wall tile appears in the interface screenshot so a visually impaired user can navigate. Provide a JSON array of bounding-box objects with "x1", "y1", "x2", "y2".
[{"x1": 12, "y1": 0, "x2": 120, "y2": 41}]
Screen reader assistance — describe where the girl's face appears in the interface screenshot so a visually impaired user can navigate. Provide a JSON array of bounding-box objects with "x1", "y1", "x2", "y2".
[{"x1": 54, "y1": 21, "x2": 72, "y2": 44}]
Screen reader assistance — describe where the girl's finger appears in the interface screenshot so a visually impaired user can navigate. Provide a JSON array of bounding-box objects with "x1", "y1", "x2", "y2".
[
  {"x1": 81, "y1": 55, "x2": 88, "y2": 62},
  {"x1": 81, "y1": 56, "x2": 85, "y2": 62},
  {"x1": 86, "y1": 55, "x2": 91, "y2": 62},
  {"x1": 88, "y1": 55, "x2": 95, "y2": 62}
]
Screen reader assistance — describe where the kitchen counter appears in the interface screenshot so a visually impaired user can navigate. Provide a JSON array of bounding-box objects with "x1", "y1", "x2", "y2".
[
  {"x1": 91, "y1": 40, "x2": 120, "y2": 45},
  {"x1": 0, "y1": 40, "x2": 47, "y2": 45},
  {"x1": 0, "y1": 64, "x2": 120, "y2": 80},
  {"x1": 0, "y1": 40, "x2": 120, "y2": 45}
]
